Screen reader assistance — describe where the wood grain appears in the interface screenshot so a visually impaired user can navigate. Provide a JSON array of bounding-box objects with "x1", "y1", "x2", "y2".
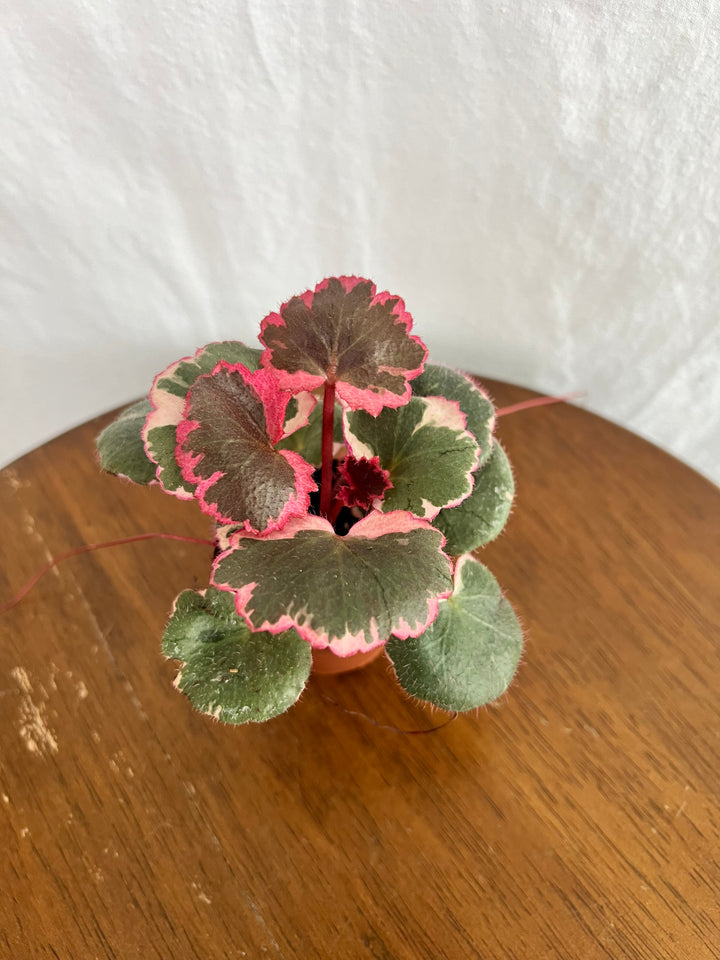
[{"x1": 1, "y1": 380, "x2": 718, "y2": 960}]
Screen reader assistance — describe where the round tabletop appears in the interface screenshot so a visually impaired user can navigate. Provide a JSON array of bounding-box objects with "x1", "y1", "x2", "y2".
[{"x1": 1, "y1": 380, "x2": 718, "y2": 959}]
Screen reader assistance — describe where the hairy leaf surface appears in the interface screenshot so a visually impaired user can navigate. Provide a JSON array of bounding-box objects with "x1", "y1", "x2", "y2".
[
  {"x1": 259, "y1": 276, "x2": 427, "y2": 414},
  {"x1": 386, "y1": 555, "x2": 523, "y2": 711},
  {"x1": 177, "y1": 363, "x2": 315, "y2": 531},
  {"x1": 163, "y1": 587, "x2": 311, "y2": 724},
  {"x1": 212, "y1": 512, "x2": 453, "y2": 656},
  {"x1": 144, "y1": 341, "x2": 263, "y2": 498},
  {"x1": 344, "y1": 396, "x2": 479, "y2": 518},
  {"x1": 411, "y1": 364, "x2": 495, "y2": 467},
  {"x1": 433, "y1": 441, "x2": 514, "y2": 554},
  {"x1": 96, "y1": 399, "x2": 156, "y2": 484}
]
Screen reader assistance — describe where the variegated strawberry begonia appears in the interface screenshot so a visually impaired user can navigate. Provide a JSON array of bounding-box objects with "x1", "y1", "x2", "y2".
[{"x1": 97, "y1": 276, "x2": 523, "y2": 724}]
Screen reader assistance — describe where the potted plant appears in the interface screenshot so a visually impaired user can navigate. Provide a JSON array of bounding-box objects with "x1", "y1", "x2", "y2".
[{"x1": 96, "y1": 277, "x2": 522, "y2": 723}]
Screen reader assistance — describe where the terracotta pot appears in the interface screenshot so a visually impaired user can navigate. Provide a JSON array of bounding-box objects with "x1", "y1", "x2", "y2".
[{"x1": 311, "y1": 645, "x2": 385, "y2": 675}]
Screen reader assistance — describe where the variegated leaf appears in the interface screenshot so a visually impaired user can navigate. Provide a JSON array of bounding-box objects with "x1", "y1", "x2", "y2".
[
  {"x1": 96, "y1": 399, "x2": 156, "y2": 484},
  {"x1": 212, "y1": 512, "x2": 453, "y2": 656},
  {"x1": 163, "y1": 587, "x2": 311, "y2": 724},
  {"x1": 144, "y1": 341, "x2": 263, "y2": 498},
  {"x1": 343, "y1": 396, "x2": 480, "y2": 519},
  {"x1": 411, "y1": 364, "x2": 495, "y2": 467},
  {"x1": 177, "y1": 363, "x2": 316, "y2": 532},
  {"x1": 259, "y1": 276, "x2": 427, "y2": 415},
  {"x1": 433, "y1": 441, "x2": 514, "y2": 554},
  {"x1": 386, "y1": 555, "x2": 523, "y2": 711}
]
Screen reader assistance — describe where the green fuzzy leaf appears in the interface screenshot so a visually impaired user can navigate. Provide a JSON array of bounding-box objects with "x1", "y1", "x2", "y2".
[
  {"x1": 163, "y1": 587, "x2": 312, "y2": 724},
  {"x1": 145, "y1": 423, "x2": 189, "y2": 495},
  {"x1": 213, "y1": 513, "x2": 453, "y2": 656},
  {"x1": 146, "y1": 341, "x2": 262, "y2": 498},
  {"x1": 343, "y1": 397, "x2": 480, "y2": 518},
  {"x1": 411, "y1": 364, "x2": 495, "y2": 467},
  {"x1": 433, "y1": 441, "x2": 514, "y2": 555},
  {"x1": 96, "y1": 399, "x2": 157, "y2": 484},
  {"x1": 386, "y1": 555, "x2": 523, "y2": 711},
  {"x1": 156, "y1": 341, "x2": 262, "y2": 399}
]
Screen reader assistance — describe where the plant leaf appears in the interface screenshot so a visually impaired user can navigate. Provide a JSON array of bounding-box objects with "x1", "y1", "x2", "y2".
[
  {"x1": 386, "y1": 555, "x2": 523, "y2": 711},
  {"x1": 212, "y1": 512, "x2": 453, "y2": 656},
  {"x1": 96, "y1": 399, "x2": 157, "y2": 484},
  {"x1": 343, "y1": 397, "x2": 480, "y2": 518},
  {"x1": 433, "y1": 441, "x2": 514, "y2": 554},
  {"x1": 177, "y1": 363, "x2": 316, "y2": 532},
  {"x1": 163, "y1": 587, "x2": 311, "y2": 724},
  {"x1": 259, "y1": 276, "x2": 427, "y2": 415},
  {"x1": 411, "y1": 364, "x2": 495, "y2": 467},
  {"x1": 144, "y1": 341, "x2": 263, "y2": 498}
]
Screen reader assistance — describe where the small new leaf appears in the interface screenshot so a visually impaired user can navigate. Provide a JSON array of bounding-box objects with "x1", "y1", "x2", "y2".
[
  {"x1": 212, "y1": 512, "x2": 453, "y2": 656},
  {"x1": 343, "y1": 396, "x2": 480, "y2": 518},
  {"x1": 259, "y1": 276, "x2": 427, "y2": 415},
  {"x1": 96, "y1": 399, "x2": 157, "y2": 484},
  {"x1": 337, "y1": 456, "x2": 392, "y2": 510},
  {"x1": 386, "y1": 555, "x2": 523, "y2": 711},
  {"x1": 433, "y1": 441, "x2": 514, "y2": 554},
  {"x1": 163, "y1": 587, "x2": 312, "y2": 724}
]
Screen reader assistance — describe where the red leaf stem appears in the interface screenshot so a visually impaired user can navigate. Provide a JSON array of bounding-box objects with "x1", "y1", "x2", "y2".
[
  {"x1": 320, "y1": 379, "x2": 336, "y2": 518},
  {"x1": 495, "y1": 391, "x2": 584, "y2": 418},
  {"x1": 0, "y1": 533, "x2": 215, "y2": 615}
]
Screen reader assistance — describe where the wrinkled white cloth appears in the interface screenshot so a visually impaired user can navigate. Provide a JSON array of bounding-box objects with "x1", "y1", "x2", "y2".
[{"x1": 1, "y1": 0, "x2": 718, "y2": 482}]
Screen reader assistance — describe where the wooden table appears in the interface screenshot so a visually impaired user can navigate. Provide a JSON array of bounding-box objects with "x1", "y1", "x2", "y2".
[{"x1": 1, "y1": 380, "x2": 718, "y2": 959}]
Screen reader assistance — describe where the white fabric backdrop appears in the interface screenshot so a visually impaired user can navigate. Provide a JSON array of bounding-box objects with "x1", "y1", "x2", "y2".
[{"x1": 2, "y1": 0, "x2": 719, "y2": 482}]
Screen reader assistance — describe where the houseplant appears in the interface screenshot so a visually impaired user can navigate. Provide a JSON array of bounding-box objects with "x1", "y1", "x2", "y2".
[{"x1": 96, "y1": 276, "x2": 522, "y2": 724}]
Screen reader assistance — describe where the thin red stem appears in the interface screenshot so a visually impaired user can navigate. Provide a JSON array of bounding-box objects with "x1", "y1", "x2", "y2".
[
  {"x1": 320, "y1": 380, "x2": 336, "y2": 518},
  {"x1": 319, "y1": 692, "x2": 459, "y2": 735},
  {"x1": 495, "y1": 391, "x2": 584, "y2": 418},
  {"x1": 0, "y1": 533, "x2": 215, "y2": 615}
]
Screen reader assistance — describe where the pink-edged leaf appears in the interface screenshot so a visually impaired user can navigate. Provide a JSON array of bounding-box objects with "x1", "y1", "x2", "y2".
[
  {"x1": 343, "y1": 396, "x2": 480, "y2": 519},
  {"x1": 162, "y1": 587, "x2": 312, "y2": 724},
  {"x1": 337, "y1": 456, "x2": 392, "y2": 510},
  {"x1": 411, "y1": 363, "x2": 496, "y2": 468},
  {"x1": 259, "y1": 276, "x2": 427, "y2": 415},
  {"x1": 144, "y1": 341, "x2": 262, "y2": 499},
  {"x1": 281, "y1": 391, "x2": 317, "y2": 439},
  {"x1": 212, "y1": 511, "x2": 453, "y2": 656},
  {"x1": 177, "y1": 362, "x2": 316, "y2": 532}
]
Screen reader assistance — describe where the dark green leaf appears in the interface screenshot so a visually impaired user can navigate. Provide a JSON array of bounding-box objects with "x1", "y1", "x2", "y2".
[
  {"x1": 411, "y1": 364, "x2": 495, "y2": 467},
  {"x1": 386, "y1": 555, "x2": 523, "y2": 711},
  {"x1": 433, "y1": 441, "x2": 514, "y2": 554},
  {"x1": 96, "y1": 399, "x2": 156, "y2": 484},
  {"x1": 163, "y1": 587, "x2": 312, "y2": 724}
]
